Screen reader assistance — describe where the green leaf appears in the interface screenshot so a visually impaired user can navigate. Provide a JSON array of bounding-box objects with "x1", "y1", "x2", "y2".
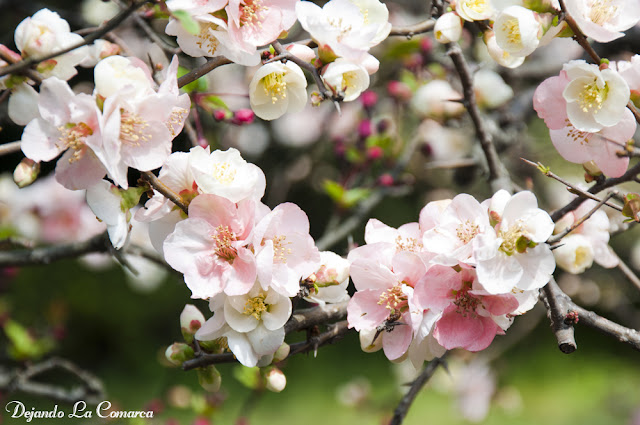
[
  {"x1": 342, "y1": 188, "x2": 371, "y2": 208},
  {"x1": 173, "y1": 10, "x2": 200, "y2": 35},
  {"x1": 201, "y1": 95, "x2": 229, "y2": 111},
  {"x1": 4, "y1": 320, "x2": 53, "y2": 360},
  {"x1": 622, "y1": 193, "x2": 640, "y2": 222},
  {"x1": 120, "y1": 186, "x2": 146, "y2": 212},
  {"x1": 233, "y1": 365, "x2": 261, "y2": 390},
  {"x1": 323, "y1": 180, "x2": 345, "y2": 204}
]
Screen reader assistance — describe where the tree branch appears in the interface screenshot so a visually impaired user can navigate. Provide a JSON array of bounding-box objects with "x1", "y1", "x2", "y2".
[
  {"x1": 389, "y1": 20, "x2": 436, "y2": 38},
  {"x1": 447, "y1": 44, "x2": 513, "y2": 193},
  {"x1": 0, "y1": 1, "x2": 150, "y2": 79},
  {"x1": 141, "y1": 171, "x2": 189, "y2": 214},
  {"x1": 547, "y1": 191, "x2": 618, "y2": 244},
  {"x1": 389, "y1": 352, "x2": 449, "y2": 425},
  {"x1": 0, "y1": 141, "x2": 23, "y2": 157},
  {"x1": 540, "y1": 278, "x2": 577, "y2": 353}
]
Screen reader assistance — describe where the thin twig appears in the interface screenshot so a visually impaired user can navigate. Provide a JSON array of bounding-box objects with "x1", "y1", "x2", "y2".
[
  {"x1": 389, "y1": 352, "x2": 449, "y2": 425},
  {"x1": 0, "y1": 48, "x2": 43, "y2": 84},
  {"x1": 177, "y1": 56, "x2": 232, "y2": 89},
  {"x1": 0, "y1": 233, "x2": 110, "y2": 267},
  {"x1": 547, "y1": 191, "x2": 618, "y2": 244},
  {"x1": 612, "y1": 251, "x2": 640, "y2": 292},
  {"x1": 447, "y1": 44, "x2": 512, "y2": 193},
  {"x1": 141, "y1": 171, "x2": 189, "y2": 214},
  {"x1": 182, "y1": 305, "x2": 349, "y2": 370},
  {"x1": 389, "y1": 20, "x2": 436, "y2": 38},
  {"x1": 0, "y1": 1, "x2": 150, "y2": 79},
  {"x1": 0, "y1": 141, "x2": 23, "y2": 157}
]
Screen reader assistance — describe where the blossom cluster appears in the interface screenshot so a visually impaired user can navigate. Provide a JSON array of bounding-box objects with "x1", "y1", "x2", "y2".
[
  {"x1": 136, "y1": 146, "x2": 349, "y2": 367},
  {"x1": 347, "y1": 190, "x2": 555, "y2": 367}
]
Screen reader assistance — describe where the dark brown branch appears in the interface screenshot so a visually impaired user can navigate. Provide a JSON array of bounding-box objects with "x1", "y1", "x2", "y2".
[
  {"x1": 0, "y1": 1, "x2": 150, "y2": 79},
  {"x1": 540, "y1": 278, "x2": 577, "y2": 353},
  {"x1": 0, "y1": 357, "x2": 105, "y2": 404},
  {"x1": 0, "y1": 232, "x2": 110, "y2": 267},
  {"x1": 0, "y1": 49, "x2": 43, "y2": 84},
  {"x1": 389, "y1": 352, "x2": 449, "y2": 425},
  {"x1": 141, "y1": 171, "x2": 189, "y2": 214},
  {"x1": 389, "y1": 20, "x2": 436, "y2": 38},
  {"x1": 177, "y1": 56, "x2": 232, "y2": 89},
  {"x1": 447, "y1": 44, "x2": 512, "y2": 193},
  {"x1": 182, "y1": 302, "x2": 349, "y2": 370}
]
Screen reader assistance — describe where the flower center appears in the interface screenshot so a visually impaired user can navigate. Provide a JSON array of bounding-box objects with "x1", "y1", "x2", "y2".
[
  {"x1": 57, "y1": 122, "x2": 92, "y2": 162},
  {"x1": 196, "y1": 20, "x2": 221, "y2": 55},
  {"x1": 272, "y1": 235, "x2": 292, "y2": 263},
  {"x1": 167, "y1": 108, "x2": 188, "y2": 137},
  {"x1": 451, "y1": 280, "x2": 480, "y2": 317},
  {"x1": 243, "y1": 293, "x2": 268, "y2": 320},
  {"x1": 498, "y1": 221, "x2": 529, "y2": 255},
  {"x1": 212, "y1": 161, "x2": 237, "y2": 185},
  {"x1": 578, "y1": 80, "x2": 608, "y2": 113},
  {"x1": 262, "y1": 72, "x2": 287, "y2": 104},
  {"x1": 120, "y1": 109, "x2": 150, "y2": 146},
  {"x1": 501, "y1": 18, "x2": 522, "y2": 48},
  {"x1": 464, "y1": 0, "x2": 489, "y2": 14},
  {"x1": 212, "y1": 225, "x2": 238, "y2": 262},
  {"x1": 395, "y1": 235, "x2": 422, "y2": 252},
  {"x1": 456, "y1": 220, "x2": 480, "y2": 244},
  {"x1": 589, "y1": 0, "x2": 618, "y2": 25},
  {"x1": 240, "y1": 0, "x2": 267, "y2": 28},
  {"x1": 377, "y1": 285, "x2": 407, "y2": 315}
]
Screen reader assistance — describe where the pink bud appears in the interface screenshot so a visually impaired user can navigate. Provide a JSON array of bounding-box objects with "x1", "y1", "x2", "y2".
[
  {"x1": 378, "y1": 173, "x2": 394, "y2": 187},
  {"x1": 286, "y1": 44, "x2": 316, "y2": 62},
  {"x1": 420, "y1": 37, "x2": 433, "y2": 54},
  {"x1": 358, "y1": 120, "x2": 373, "y2": 139},
  {"x1": 232, "y1": 108, "x2": 255, "y2": 125},
  {"x1": 213, "y1": 110, "x2": 227, "y2": 121},
  {"x1": 265, "y1": 368, "x2": 287, "y2": 392},
  {"x1": 387, "y1": 81, "x2": 412, "y2": 101},
  {"x1": 360, "y1": 90, "x2": 378, "y2": 109},
  {"x1": 367, "y1": 146, "x2": 384, "y2": 160}
]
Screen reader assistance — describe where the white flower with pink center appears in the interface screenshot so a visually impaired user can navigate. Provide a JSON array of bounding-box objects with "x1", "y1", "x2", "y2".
[
  {"x1": 474, "y1": 190, "x2": 555, "y2": 294},
  {"x1": 494, "y1": 6, "x2": 541, "y2": 57},
  {"x1": 413, "y1": 265, "x2": 519, "y2": 352},
  {"x1": 163, "y1": 194, "x2": 258, "y2": 298},
  {"x1": 305, "y1": 251, "x2": 350, "y2": 305},
  {"x1": 20, "y1": 77, "x2": 107, "y2": 190},
  {"x1": 347, "y1": 247, "x2": 426, "y2": 360},
  {"x1": 534, "y1": 69, "x2": 634, "y2": 177},
  {"x1": 252, "y1": 203, "x2": 321, "y2": 297},
  {"x1": 565, "y1": 0, "x2": 640, "y2": 43}
]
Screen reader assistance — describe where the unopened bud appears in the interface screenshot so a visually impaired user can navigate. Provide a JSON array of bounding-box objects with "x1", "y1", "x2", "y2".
[
  {"x1": 273, "y1": 343, "x2": 290, "y2": 363},
  {"x1": 264, "y1": 368, "x2": 286, "y2": 392},
  {"x1": 197, "y1": 365, "x2": 222, "y2": 392},
  {"x1": 583, "y1": 161, "x2": 602, "y2": 178},
  {"x1": 360, "y1": 90, "x2": 378, "y2": 109},
  {"x1": 358, "y1": 120, "x2": 372, "y2": 139},
  {"x1": 165, "y1": 343, "x2": 195, "y2": 366},
  {"x1": 232, "y1": 109, "x2": 255, "y2": 125},
  {"x1": 434, "y1": 12, "x2": 463, "y2": 44},
  {"x1": 13, "y1": 158, "x2": 40, "y2": 188},
  {"x1": 180, "y1": 304, "x2": 205, "y2": 344},
  {"x1": 367, "y1": 146, "x2": 384, "y2": 161},
  {"x1": 286, "y1": 44, "x2": 316, "y2": 62},
  {"x1": 378, "y1": 173, "x2": 394, "y2": 187},
  {"x1": 387, "y1": 81, "x2": 411, "y2": 102},
  {"x1": 213, "y1": 109, "x2": 228, "y2": 121}
]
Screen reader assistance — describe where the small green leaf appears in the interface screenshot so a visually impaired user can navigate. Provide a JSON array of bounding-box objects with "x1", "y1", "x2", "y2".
[
  {"x1": 323, "y1": 180, "x2": 345, "y2": 203},
  {"x1": 342, "y1": 188, "x2": 371, "y2": 208},
  {"x1": 178, "y1": 65, "x2": 208, "y2": 93},
  {"x1": 173, "y1": 10, "x2": 200, "y2": 35},
  {"x1": 120, "y1": 186, "x2": 146, "y2": 211},
  {"x1": 622, "y1": 193, "x2": 640, "y2": 222},
  {"x1": 233, "y1": 365, "x2": 261, "y2": 390}
]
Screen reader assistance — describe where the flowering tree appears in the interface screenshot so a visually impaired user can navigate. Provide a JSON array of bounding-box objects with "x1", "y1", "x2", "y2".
[{"x1": 1, "y1": 0, "x2": 640, "y2": 423}]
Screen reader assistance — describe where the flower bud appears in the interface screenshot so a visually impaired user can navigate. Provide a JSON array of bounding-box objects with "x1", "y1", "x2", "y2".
[
  {"x1": 197, "y1": 365, "x2": 222, "y2": 392},
  {"x1": 286, "y1": 44, "x2": 316, "y2": 62},
  {"x1": 378, "y1": 173, "x2": 394, "y2": 187},
  {"x1": 434, "y1": 12, "x2": 463, "y2": 44},
  {"x1": 13, "y1": 158, "x2": 40, "y2": 188},
  {"x1": 360, "y1": 90, "x2": 378, "y2": 109},
  {"x1": 165, "y1": 342, "x2": 195, "y2": 366},
  {"x1": 273, "y1": 342, "x2": 290, "y2": 363},
  {"x1": 232, "y1": 109, "x2": 255, "y2": 125},
  {"x1": 264, "y1": 368, "x2": 286, "y2": 392},
  {"x1": 387, "y1": 81, "x2": 411, "y2": 102},
  {"x1": 367, "y1": 146, "x2": 384, "y2": 161},
  {"x1": 180, "y1": 304, "x2": 206, "y2": 344},
  {"x1": 358, "y1": 120, "x2": 373, "y2": 139}
]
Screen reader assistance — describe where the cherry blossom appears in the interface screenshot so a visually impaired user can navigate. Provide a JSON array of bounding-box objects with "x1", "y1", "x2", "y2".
[
  {"x1": 305, "y1": 251, "x2": 351, "y2": 305},
  {"x1": 20, "y1": 77, "x2": 107, "y2": 190},
  {"x1": 494, "y1": 6, "x2": 541, "y2": 57},
  {"x1": 565, "y1": 0, "x2": 640, "y2": 43},
  {"x1": 163, "y1": 194, "x2": 259, "y2": 298},
  {"x1": 434, "y1": 12, "x2": 464, "y2": 44},
  {"x1": 249, "y1": 61, "x2": 308, "y2": 121},
  {"x1": 455, "y1": 0, "x2": 495, "y2": 22},
  {"x1": 322, "y1": 59, "x2": 370, "y2": 102},
  {"x1": 86, "y1": 180, "x2": 130, "y2": 249},
  {"x1": 473, "y1": 69, "x2": 514, "y2": 109},
  {"x1": 410, "y1": 80, "x2": 465, "y2": 119}
]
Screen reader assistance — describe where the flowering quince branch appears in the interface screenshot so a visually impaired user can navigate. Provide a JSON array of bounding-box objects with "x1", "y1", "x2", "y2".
[
  {"x1": 177, "y1": 57, "x2": 232, "y2": 89},
  {"x1": 140, "y1": 171, "x2": 189, "y2": 215},
  {"x1": 0, "y1": 47, "x2": 43, "y2": 84},
  {"x1": 388, "y1": 20, "x2": 436, "y2": 38},
  {"x1": 447, "y1": 44, "x2": 513, "y2": 193},
  {"x1": 0, "y1": 141, "x2": 23, "y2": 157},
  {"x1": 0, "y1": 0, "x2": 150, "y2": 79},
  {"x1": 389, "y1": 353, "x2": 449, "y2": 425},
  {"x1": 521, "y1": 158, "x2": 623, "y2": 213},
  {"x1": 0, "y1": 357, "x2": 105, "y2": 404},
  {"x1": 547, "y1": 191, "x2": 618, "y2": 245}
]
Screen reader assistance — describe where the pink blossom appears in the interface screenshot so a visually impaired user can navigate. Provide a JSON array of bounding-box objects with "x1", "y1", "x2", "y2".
[
  {"x1": 252, "y1": 203, "x2": 320, "y2": 296},
  {"x1": 20, "y1": 77, "x2": 107, "y2": 190},
  {"x1": 163, "y1": 194, "x2": 258, "y2": 298},
  {"x1": 413, "y1": 265, "x2": 518, "y2": 352},
  {"x1": 565, "y1": 0, "x2": 640, "y2": 43},
  {"x1": 534, "y1": 70, "x2": 634, "y2": 177}
]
